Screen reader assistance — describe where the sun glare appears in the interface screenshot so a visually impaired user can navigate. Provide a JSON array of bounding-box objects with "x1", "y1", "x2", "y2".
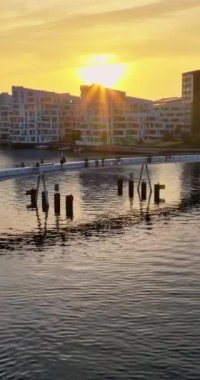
[{"x1": 79, "y1": 55, "x2": 126, "y2": 88}]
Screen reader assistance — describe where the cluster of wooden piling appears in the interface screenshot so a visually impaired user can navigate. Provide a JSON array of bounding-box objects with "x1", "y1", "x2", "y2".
[
  {"x1": 26, "y1": 184, "x2": 73, "y2": 218},
  {"x1": 25, "y1": 163, "x2": 166, "y2": 220},
  {"x1": 117, "y1": 175, "x2": 165, "y2": 203},
  {"x1": 54, "y1": 189, "x2": 73, "y2": 218}
]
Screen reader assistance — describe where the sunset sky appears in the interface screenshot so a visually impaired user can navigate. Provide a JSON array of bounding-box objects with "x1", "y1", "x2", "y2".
[{"x1": 0, "y1": 0, "x2": 200, "y2": 100}]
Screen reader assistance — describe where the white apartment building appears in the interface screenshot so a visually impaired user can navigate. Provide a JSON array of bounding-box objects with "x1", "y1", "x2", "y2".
[
  {"x1": 182, "y1": 70, "x2": 200, "y2": 135},
  {"x1": 128, "y1": 97, "x2": 188, "y2": 143},
  {"x1": 79, "y1": 84, "x2": 155, "y2": 145},
  {"x1": 1, "y1": 71, "x2": 195, "y2": 147},
  {"x1": 79, "y1": 84, "x2": 127, "y2": 145},
  {"x1": 125, "y1": 113, "x2": 144, "y2": 142},
  {"x1": 125, "y1": 97, "x2": 153, "y2": 143},
  {"x1": 10, "y1": 87, "x2": 79, "y2": 146},
  {"x1": 115, "y1": 97, "x2": 188, "y2": 144},
  {"x1": 0, "y1": 93, "x2": 12, "y2": 143},
  {"x1": 79, "y1": 85, "x2": 183, "y2": 145},
  {"x1": 78, "y1": 78, "x2": 192, "y2": 145},
  {"x1": 59, "y1": 94, "x2": 80, "y2": 144}
]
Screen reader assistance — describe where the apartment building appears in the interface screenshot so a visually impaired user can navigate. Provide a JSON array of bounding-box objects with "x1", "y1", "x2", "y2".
[
  {"x1": 79, "y1": 84, "x2": 156, "y2": 145},
  {"x1": 79, "y1": 83, "x2": 190, "y2": 144},
  {"x1": 59, "y1": 95, "x2": 80, "y2": 144},
  {"x1": 182, "y1": 70, "x2": 200, "y2": 135},
  {"x1": 79, "y1": 84, "x2": 127, "y2": 145},
  {"x1": 0, "y1": 93, "x2": 12, "y2": 143},
  {"x1": 125, "y1": 97, "x2": 153, "y2": 142},
  {"x1": 124, "y1": 97, "x2": 188, "y2": 143},
  {"x1": 10, "y1": 86, "x2": 79, "y2": 146},
  {"x1": 150, "y1": 97, "x2": 188, "y2": 141},
  {"x1": 0, "y1": 70, "x2": 198, "y2": 147}
]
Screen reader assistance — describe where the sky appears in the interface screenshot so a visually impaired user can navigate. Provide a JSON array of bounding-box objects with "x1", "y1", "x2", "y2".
[{"x1": 0, "y1": 0, "x2": 200, "y2": 100}]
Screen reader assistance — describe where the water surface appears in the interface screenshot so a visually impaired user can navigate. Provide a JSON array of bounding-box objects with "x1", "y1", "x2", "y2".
[{"x1": 0, "y1": 149, "x2": 199, "y2": 379}]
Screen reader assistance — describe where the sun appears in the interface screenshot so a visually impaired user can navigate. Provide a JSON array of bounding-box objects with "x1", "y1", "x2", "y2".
[{"x1": 79, "y1": 55, "x2": 126, "y2": 88}]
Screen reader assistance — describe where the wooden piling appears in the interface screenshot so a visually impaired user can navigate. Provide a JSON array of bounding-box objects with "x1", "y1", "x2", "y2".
[
  {"x1": 66, "y1": 194, "x2": 73, "y2": 219},
  {"x1": 128, "y1": 179, "x2": 134, "y2": 198},
  {"x1": 154, "y1": 183, "x2": 165, "y2": 203},
  {"x1": 54, "y1": 184, "x2": 59, "y2": 192},
  {"x1": 141, "y1": 181, "x2": 147, "y2": 200},
  {"x1": 54, "y1": 193, "x2": 60, "y2": 215},
  {"x1": 31, "y1": 189, "x2": 37, "y2": 208},
  {"x1": 154, "y1": 184, "x2": 160, "y2": 203},
  {"x1": 117, "y1": 178, "x2": 123, "y2": 196},
  {"x1": 26, "y1": 188, "x2": 37, "y2": 208},
  {"x1": 42, "y1": 191, "x2": 49, "y2": 212}
]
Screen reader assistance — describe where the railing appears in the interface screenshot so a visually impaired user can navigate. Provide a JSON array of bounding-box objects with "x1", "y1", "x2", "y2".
[{"x1": 0, "y1": 154, "x2": 200, "y2": 181}]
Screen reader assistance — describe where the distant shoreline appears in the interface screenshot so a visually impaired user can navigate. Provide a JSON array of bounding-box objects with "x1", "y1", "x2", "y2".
[{"x1": 1, "y1": 143, "x2": 200, "y2": 157}]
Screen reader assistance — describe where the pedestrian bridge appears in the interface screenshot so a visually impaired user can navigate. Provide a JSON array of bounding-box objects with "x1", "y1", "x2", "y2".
[{"x1": 0, "y1": 154, "x2": 200, "y2": 181}]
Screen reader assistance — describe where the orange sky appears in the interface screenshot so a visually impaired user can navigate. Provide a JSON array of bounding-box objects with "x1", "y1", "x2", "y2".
[{"x1": 0, "y1": 0, "x2": 200, "y2": 100}]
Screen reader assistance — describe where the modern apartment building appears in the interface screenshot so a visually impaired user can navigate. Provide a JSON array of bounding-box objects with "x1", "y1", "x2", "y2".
[
  {"x1": 59, "y1": 94, "x2": 80, "y2": 144},
  {"x1": 10, "y1": 86, "x2": 79, "y2": 146},
  {"x1": 124, "y1": 97, "x2": 188, "y2": 143},
  {"x1": 79, "y1": 84, "x2": 188, "y2": 144},
  {"x1": 79, "y1": 84, "x2": 156, "y2": 145},
  {"x1": 182, "y1": 70, "x2": 200, "y2": 135},
  {"x1": 125, "y1": 97, "x2": 153, "y2": 142},
  {"x1": 0, "y1": 93, "x2": 12, "y2": 143},
  {"x1": 79, "y1": 84, "x2": 127, "y2": 145},
  {"x1": 151, "y1": 97, "x2": 188, "y2": 140},
  {"x1": 0, "y1": 70, "x2": 198, "y2": 147}
]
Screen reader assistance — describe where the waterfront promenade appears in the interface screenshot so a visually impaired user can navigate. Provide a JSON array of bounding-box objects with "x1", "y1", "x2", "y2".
[{"x1": 0, "y1": 154, "x2": 200, "y2": 181}]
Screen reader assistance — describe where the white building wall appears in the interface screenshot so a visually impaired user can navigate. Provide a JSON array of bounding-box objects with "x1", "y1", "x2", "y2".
[
  {"x1": 125, "y1": 98, "x2": 189, "y2": 143},
  {"x1": 79, "y1": 85, "x2": 155, "y2": 145},
  {"x1": 10, "y1": 87, "x2": 79, "y2": 145},
  {"x1": 0, "y1": 93, "x2": 12, "y2": 142},
  {"x1": 79, "y1": 84, "x2": 127, "y2": 145}
]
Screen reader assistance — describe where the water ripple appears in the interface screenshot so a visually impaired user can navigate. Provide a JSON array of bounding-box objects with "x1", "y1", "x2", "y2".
[{"x1": 0, "y1": 159, "x2": 200, "y2": 379}]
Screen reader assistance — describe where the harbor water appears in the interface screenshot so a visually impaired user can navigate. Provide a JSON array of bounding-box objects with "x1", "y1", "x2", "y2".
[{"x1": 0, "y1": 148, "x2": 199, "y2": 379}]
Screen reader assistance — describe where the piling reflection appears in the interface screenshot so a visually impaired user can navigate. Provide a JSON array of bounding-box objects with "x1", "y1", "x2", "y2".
[{"x1": 138, "y1": 191, "x2": 152, "y2": 225}]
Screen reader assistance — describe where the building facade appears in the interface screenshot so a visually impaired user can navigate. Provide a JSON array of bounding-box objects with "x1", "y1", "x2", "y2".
[
  {"x1": 182, "y1": 70, "x2": 200, "y2": 135},
  {"x1": 79, "y1": 84, "x2": 156, "y2": 145},
  {"x1": 10, "y1": 86, "x2": 79, "y2": 146},
  {"x1": 0, "y1": 70, "x2": 198, "y2": 147},
  {"x1": 79, "y1": 84, "x2": 127, "y2": 145},
  {"x1": 0, "y1": 93, "x2": 12, "y2": 143},
  {"x1": 121, "y1": 97, "x2": 188, "y2": 143}
]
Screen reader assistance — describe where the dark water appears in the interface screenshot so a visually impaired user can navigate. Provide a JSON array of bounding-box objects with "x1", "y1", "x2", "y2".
[{"x1": 0, "y1": 148, "x2": 199, "y2": 379}]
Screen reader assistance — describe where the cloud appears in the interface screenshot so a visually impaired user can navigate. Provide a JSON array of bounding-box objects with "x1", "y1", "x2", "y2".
[
  {"x1": 1, "y1": 0, "x2": 200, "y2": 34},
  {"x1": 44, "y1": 0, "x2": 200, "y2": 31},
  {"x1": 0, "y1": 0, "x2": 199, "y2": 68}
]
